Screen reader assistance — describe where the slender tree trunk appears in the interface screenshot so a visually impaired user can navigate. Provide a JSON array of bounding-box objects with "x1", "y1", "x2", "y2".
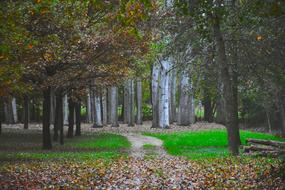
[
  {"x1": 75, "y1": 102, "x2": 81, "y2": 136},
  {"x1": 50, "y1": 91, "x2": 55, "y2": 125},
  {"x1": 11, "y1": 97, "x2": 18, "y2": 123},
  {"x1": 67, "y1": 96, "x2": 75, "y2": 138},
  {"x1": 63, "y1": 95, "x2": 68, "y2": 125},
  {"x1": 102, "y1": 89, "x2": 107, "y2": 126},
  {"x1": 158, "y1": 59, "x2": 170, "y2": 128},
  {"x1": 109, "y1": 87, "x2": 119, "y2": 127},
  {"x1": 129, "y1": 80, "x2": 135, "y2": 126},
  {"x1": 87, "y1": 90, "x2": 92, "y2": 123},
  {"x1": 204, "y1": 95, "x2": 213, "y2": 122},
  {"x1": 0, "y1": 100, "x2": 3, "y2": 135},
  {"x1": 123, "y1": 82, "x2": 129, "y2": 123},
  {"x1": 136, "y1": 78, "x2": 143, "y2": 125},
  {"x1": 42, "y1": 88, "x2": 52, "y2": 150},
  {"x1": 93, "y1": 93, "x2": 103, "y2": 127},
  {"x1": 152, "y1": 63, "x2": 160, "y2": 128},
  {"x1": 23, "y1": 95, "x2": 29, "y2": 129},
  {"x1": 213, "y1": 12, "x2": 240, "y2": 155},
  {"x1": 170, "y1": 70, "x2": 177, "y2": 123},
  {"x1": 265, "y1": 108, "x2": 272, "y2": 133}
]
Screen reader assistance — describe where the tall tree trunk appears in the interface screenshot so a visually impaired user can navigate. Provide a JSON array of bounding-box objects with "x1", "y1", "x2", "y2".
[
  {"x1": 11, "y1": 97, "x2": 18, "y2": 123},
  {"x1": 204, "y1": 95, "x2": 213, "y2": 122},
  {"x1": 42, "y1": 88, "x2": 52, "y2": 150},
  {"x1": 136, "y1": 78, "x2": 143, "y2": 125},
  {"x1": 23, "y1": 95, "x2": 29, "y2": 129},
  {"x1": 75, "y1": 102, "x2": 81, "y2": 136},
  {"x1": 90, "y1": 90, "x2": 96, "y2": 123},
  {"x1": 278, "y1": 96, "x2": 285, "y2": 138},
  {"x1": 109, "y1": 87, "x2": 119, "y2": 127},
  {"x1": 0, "y1": 99, "x2": 3, "y2": 135},
  {"x1": 4, "y1": 100, "x2": 13, "y2": 124},
  {"x1": 67, "y1": 96, "x2": 75, "y2": 138},
  {"x1": 102, "y1": 89, "x2": 107, "y2": 126},
  {"x1": 86, "y1": 90, "x2": 92, "y2": 123},
  {"x1": 152, "y1": 63, "x2": 160, "y2": 128},
  {"x1": 63, "y1": 95, "x2": 68, "y2": 125},
  {"x1": 178, "y1": 71, "x2": 194, "y2": 125},
  {"x1": 128, "y1": 80, "x2": 135, "y2": 126},
  {"x1": 213, "y1": 11, "x2": 240, "y2": 155},
  {"x1": 93, "y1": 93, "x2": 103, "y2": 127},
  {"x1": 170, "y1": 70, "x2": 177, "y2": 123},
  {"x1": 54, "y1": 90, "x2": 64, "y2": 144},
  {"x1": 50, "y1": 91, "x2": 55, "y2": 125},
  {"x1": 123, "y1": 82, "x2": 129, "y2": 124},
  {"x1": 158, "y1": 59, "x2": 170, "y2": 128}
]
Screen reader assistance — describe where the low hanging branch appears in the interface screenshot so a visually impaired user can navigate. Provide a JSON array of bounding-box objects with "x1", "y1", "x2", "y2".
[{"x1": 244, "y1": 138, "x2": 285, "y2": 157}]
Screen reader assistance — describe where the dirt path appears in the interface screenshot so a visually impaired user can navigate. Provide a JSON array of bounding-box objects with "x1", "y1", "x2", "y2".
[{"x1": 121, "y1": 133, "x2": 168, "y2": 158}]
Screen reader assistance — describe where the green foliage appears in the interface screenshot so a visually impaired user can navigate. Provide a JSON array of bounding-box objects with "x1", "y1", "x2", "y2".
[
  {"x1": 145, "y1": 130, "x2": 284, "y2": 159},
  {"x1": 142, "y1": 104, "x2": 152, "y2": 119}
]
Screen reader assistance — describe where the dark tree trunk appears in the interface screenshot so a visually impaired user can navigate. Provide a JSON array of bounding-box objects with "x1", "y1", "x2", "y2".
[
  {"x1": 0, "y1": 99, "x2": 3, "y2": 135},
  {"x1": 42, "y1": 88, "x2": 52, "y2": 150},
  {"x1": 23, "y1": 95, "x2": 29, "y2": 129},
  {"x1": 204, "y1": 96, "x2": 213, "y2": 122},
  {"x1": 67, "y1": 96, "x2": 75, "y2": 138},
  {"x1": 75, "y1": 102, "x2": 81, "y2": 136},
  {"x1": 54, "y1": 90, "x2": 63, "y2": 142},
  {"x1": 213, "y1": 12, "x2": 240, "y2": 155}
]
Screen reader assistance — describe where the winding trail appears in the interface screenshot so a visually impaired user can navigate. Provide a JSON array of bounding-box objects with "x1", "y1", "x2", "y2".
[{"x1": 121, "y1": 133, "x2": 168, "y2": 158}]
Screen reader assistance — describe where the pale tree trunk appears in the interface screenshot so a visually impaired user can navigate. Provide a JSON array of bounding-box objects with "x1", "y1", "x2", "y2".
[
  {"x1": 109, "y1": 87, "x2": 119, "y2": 127},
  {"x1": 178, "y1": 71, "x2": 194, "y2": 125},
  {"x1": 152, "y1": 63, "x2": 160, "y2": 128},
  {"x1": 86, "y1": 90, "x2": 92, "y2": 123},
  {"x1": 101, "y1": 89, "x2": 108, "y2": 126},
  {"x1": 213, "y1": 8, "x2": 240, "y2": 155},
  {"x1": 136, "y1": 78, "x2": 143, "y2": 125},
  {"x1": 158, "y1": 59, "x2": 170, "y2": 128},
  {"x1": 63, "y1": 95, "x2": 68, "y2": 125},
  {"x1": 93, "y1": 92, "x2": 103, "y2": 127},
  {"x1": 216, "y1": 71, "x2": 226, "y2": 124},
  {"x1": 11, "y1": 98, "x2": 18, "y2": 123},
  {"x1": 169, "y1": 70, "x2": 177, "y2": 123}
]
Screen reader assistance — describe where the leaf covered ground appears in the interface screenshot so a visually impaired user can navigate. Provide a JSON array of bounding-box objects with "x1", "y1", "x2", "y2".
[{"x1": 0, "y1": 157, "x2": 284, "y2": 189}]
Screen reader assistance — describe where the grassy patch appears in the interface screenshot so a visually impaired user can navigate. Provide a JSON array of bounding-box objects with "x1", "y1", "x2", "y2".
[
  {"x1": 0, "y1": 130, "x2": 130, "y2": 161},
  {"x1": 144, "y1": 129, "x2": 284, "y2": 159},
  {"x1": 143, "y1": 144, "x2": 156, "y2": 149}
]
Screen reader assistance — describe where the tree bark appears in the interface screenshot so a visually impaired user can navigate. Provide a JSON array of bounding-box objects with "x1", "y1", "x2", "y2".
[
  {"x1": 23, "y1": 95, "x2": 29, "y2": 129},
  {"x1": 86, "y1": 90, "x2": 92, "y2": 123},
  {"x1": 129, "y1": 80, "x2": 135, "y2": 126},
  {"x1": 213, "y1": 10, "x2": 240, "y2": 155},
  {"x1": 50, "y1": 91, "x2": 55, "y2": 125},
  {"x1": 109, "y1": 87, "x2": 119, "y2": 127},
  {"x1": 102, "y1": 89, "x2": 107, "y2": 126},
  {"x1": 54, "y1": 90, "x2": 64, "y2": 144},
  {"x1": 123, "y1": 82, "x2": 129, "y2": 124},
  {"x1": 170, "y1": 70, "x2": 177, "y2": 123},
  {"x1": 136, "y1": 78, "x2": 143, "y2": 125},
  {"x1": 158, "y1": 59, "x2": 170, "y2": 128},
  {"x1": 278, "y1": 96, "x2": 285, "y2": 138},
  {"x1": 93, "y1": 92, "x2": 103, "y2": 127},
  {"x1": 152, "y1": 63, "x2": 160, "y2": 128},
  {"x1": 75, "y1": 102, "x2": 81, "y2": 136},
  {"x1": 67, "y1": 96, "x2": 75, "y2": 138},
  {"x1": 42, "y1": 88, "x2": 52, "y2": 150},
  {"x1": 178, "y1": 71, "x2": 195, "y2": 125},
  {"x1": 11, "y1": 97, "x2": 18, "y2": 123},
  {"x1": 4, "y1": 100, "x2": 13, "y2": 124},
  {"x1": 63, "y1": 95, "x2": 68, "y2": 125}
]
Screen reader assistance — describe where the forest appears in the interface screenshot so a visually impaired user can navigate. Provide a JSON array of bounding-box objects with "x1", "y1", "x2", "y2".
[{"x1": 0, "y1": 0, "x2": 285, "y2": 189}]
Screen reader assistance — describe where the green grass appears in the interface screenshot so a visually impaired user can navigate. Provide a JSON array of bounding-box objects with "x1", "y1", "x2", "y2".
[
  {"x1": 144, "y1": 130, "x2": 284, "y2": 159},
  {"x1": 0, "y1": 131, "x2": 130, "y2": 161},
  {"x1": 143, "y1": 144, "x2": 156, "y2": 149}
]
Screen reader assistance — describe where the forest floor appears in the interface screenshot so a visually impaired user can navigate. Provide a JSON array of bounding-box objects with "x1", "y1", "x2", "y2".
[{"x1": 1, "y1": 122, "x2": 285, "y2": 189}]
